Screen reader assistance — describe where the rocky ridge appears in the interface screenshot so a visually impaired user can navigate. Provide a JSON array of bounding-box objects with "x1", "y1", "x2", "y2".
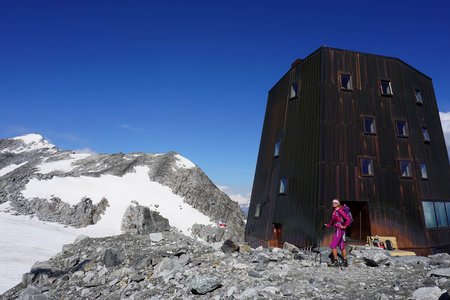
[
  {"x1": 0, "y1": 134, "x2": 245, "y2": 241},
  {"x1": 2, "y1": 231, "x2": 450, "y2": 299}
]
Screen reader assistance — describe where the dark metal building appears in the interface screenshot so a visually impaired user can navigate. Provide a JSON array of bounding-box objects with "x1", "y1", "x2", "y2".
[{"x1": 245, "y1": 47, "x2": 450, "y2": 255}]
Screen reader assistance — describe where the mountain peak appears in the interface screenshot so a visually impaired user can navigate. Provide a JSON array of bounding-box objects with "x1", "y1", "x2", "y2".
[{"x1": 1, "y1": 133, "x2": 56, "y2": 154}]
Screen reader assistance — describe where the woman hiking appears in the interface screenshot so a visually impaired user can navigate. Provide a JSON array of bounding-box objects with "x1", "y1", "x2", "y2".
[{"x1": 324, "y1": 199, "x2": 351, "y2": 267}]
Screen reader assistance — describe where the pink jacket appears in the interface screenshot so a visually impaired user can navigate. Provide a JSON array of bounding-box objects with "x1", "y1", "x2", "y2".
[{"x1": 326, "y1": 207, "x2": 351, "y2": 229}]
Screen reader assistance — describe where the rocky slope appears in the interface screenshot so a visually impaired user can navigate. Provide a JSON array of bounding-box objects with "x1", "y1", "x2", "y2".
[
  {"x1": 2, "y1": 231, "x2": 450, "y2": 299},
  {"x1": 0, "y1": 134, "x2": 245, "y2": 241}
]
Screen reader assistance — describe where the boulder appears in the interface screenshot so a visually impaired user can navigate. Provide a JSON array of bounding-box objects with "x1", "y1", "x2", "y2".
[
  {"x1": 283, "y1": 242, "x2": 300, "y2": 253},
  {"x1": 427, "y1": 268, "x2": 450, "y2": 278},
  {"x1": 221, "y1": 239, "x2": 239, "y2": 253},
  {"x1": 411, "y1": 286, "x2": 445, "y2": 300},
  {"x1": 190, "y1": 275, "x2": 222, "y2": 295},
  {"x1": 18, "y1": 286, "x2": 49, "y2": 300},
  {"x1": 121, "y1": 204, "x2": 170, "y2": 234}
]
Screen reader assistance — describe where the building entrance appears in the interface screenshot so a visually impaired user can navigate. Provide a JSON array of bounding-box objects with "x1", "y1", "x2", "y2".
[{"x1": 341, "y1": 201, "x2": 371, "y2": 241}]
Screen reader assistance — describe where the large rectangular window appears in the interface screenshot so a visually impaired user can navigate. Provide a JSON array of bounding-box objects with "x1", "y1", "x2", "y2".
[
  {"x1": 340, "y1": 73, "x2": 353, "y2": 90},
  {"x1": 360, "y1": 158, "x2": 374, "y2": 176},
  {"x1": 380, "y1": 80, "x2": 393, "y2": 96},
  {"x1": 435, "y1": 202, "x2": 449, "y2": 228},
  {"x1": 396, "y1": 120, "x2": 409, "y2": 137},
  {"x1": 422, "y1": 201, "x2": 450, "y2": 229},
  {"x1": 363, "y1": 116, "x2": 376, "y2": 134},
  {"x1": 446, "y1": 203, "x2": 450, "y2": 226},
  {"x1": 399, "y1": 160, "x2": 413, "y2": 178},
  {"x1": 423, "y1": 201, "x2": 437, "y2": 229}
]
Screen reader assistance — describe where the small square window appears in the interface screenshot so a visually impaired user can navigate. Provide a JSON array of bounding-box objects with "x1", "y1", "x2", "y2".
[
  {"x1": 340, "y1": 73, "x2": 353, "y2": 90},
  {"x1": 363, "y1": 116, "x2": 376, "y2": 134},
  {"x1": 380, "y1": 80, "x2": 393, "y2": 96},
  {"x1": 274, "y1": 140, "x2": 281, "y2": 158},
  {"x1": 360, "y1": 158, "x2": 374, "y2": 176},
  {"x1": 254, "y1": 203, "x2": 261, "y2": 218},
  {"x1": 290, "y1": 82, "x2": 299, "y2": 99},
  {"x1": 396, "y1": 120, "x2": 408, "y2": 137},
  {"x1": 420, "y1": 163, "x2": 428, "y2": 179},
  {"x1": 279, "y1": 178, "x2": 287, "y2": 195},
  {"x1": 399, "y1": 160, "x2": 413, "y2": 178},
  {"x1": 415, "y1": 89, "x2": 423, "y2": 105},
  {"x1": 422, "y1": 127, "x2": 430, "y2": 143}
]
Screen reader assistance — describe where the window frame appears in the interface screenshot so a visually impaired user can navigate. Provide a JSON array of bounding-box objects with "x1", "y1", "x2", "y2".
[
  {"x1": 274, "y1": 140, "x2": 281, "y2": 158},
  {"x1": 380, "y1": 80, "x2": 393, "y2": 96},
  {"x1": 359, "y1": 157, "x2": 375, "y2": 177},
  {"x1": 289, "y1": 81, "x2": 299, "y2": 100},
  {"x1": 422, "y1": 201, "x2": 437, "y2": 229},
  {"x1": 254, "y1": 203, "x2": 261, "y2": 218},
  {"x1": 423, "y1": 201, "x2": 450, "y2": 230},
  {"x1": 435, "y1": 202, "x2": 449, "y2": 228},
  {"x1": 278, "y1": 177, "x2": 288, "y2": 196},
  {"x1": 420, "y1": 163, "x2": 428, "y2": 180},
  {"x1": 339, "y1": 72, "x2": 353, "y2": 91},
  {"x1": 362, "y1": 115, "x2": 377, "y2": 135},
  {"x1": 422, "y1": 127, "x2": 431, "y2": 144},
  {"x1": 398, "y1": 160, "x2": 413, "y2": 179},
  {"x1": 415, "y1": 89, "x2": 423, "y2": 105},
  {"x1": 395, "y1": 119, "x2": 409, "y2": 138}
]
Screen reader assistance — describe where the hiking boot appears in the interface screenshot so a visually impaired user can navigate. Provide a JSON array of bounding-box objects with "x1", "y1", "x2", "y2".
[
  {"x1": 342, "y1": 259, "x2": 349, "y2": 267},
  {"x1": 327, "y1": 260, "x2": 340, "y2": 267}
]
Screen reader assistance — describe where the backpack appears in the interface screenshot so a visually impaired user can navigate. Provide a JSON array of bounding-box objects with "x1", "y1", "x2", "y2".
[
  {"x1": 342, "y1": 204, "x2": 353, "y2": 226},
  {"x1": 385, "y1": 239, "x2": 395, "y2": 250}
]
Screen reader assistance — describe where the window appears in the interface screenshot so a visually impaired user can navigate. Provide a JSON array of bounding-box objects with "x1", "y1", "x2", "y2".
[
  {"x1": 396, "y1": 120, "x2": 408, "y2": 137},
  {"x1": 340, "y1": 73, "x2": 353, "y2": 90},
  {"x1": 415, "y1": 89, "x2": 423, "y2": 105},
  {"x1": 380, "y1": 80, "x2": 393, "y2": 96},
  {"x1": 445, "y1": 203, "x2": 450, "y2": 227},
  {"x1": 420, "y1": 163, "x2": 428, "y2": 179},
  {"x1": 422, "y1": 202, "x2": 437, "y2": 229},
  {"x1": 422, "y1": 127, "x2": 430, "y2": 143},
  {"x1": 360, "y1": 158, "x2": 374, "y2": 176},
  {"x1": 254, "y1": 203, "x2": 261, "y2": 218},
  {"x1": 290, "y1": 82, "x2": 299, "y2": 99},
  {"x1": 399, "y1": 160, "x2": 413, "y2": 178},
  {"x1": 435, "y1": 202, "x2": 449, "y2": 228},
  {"x1": 363, "y1": 116, "x2": 376, "y2": 134},
  {"x1": 279, "y1": 178, "x2": 287, "y2": 195},
  {"x1": 274, "y1": 140, "x2": 281, "y2": 158},
  {"x1": 423, "y1": 201, "x2": 450, "y2": 229}
]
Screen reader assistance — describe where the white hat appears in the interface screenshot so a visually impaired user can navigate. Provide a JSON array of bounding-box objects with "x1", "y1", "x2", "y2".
[{"x1": 332, "y1": 199, "x2": 340, "y2": 205}]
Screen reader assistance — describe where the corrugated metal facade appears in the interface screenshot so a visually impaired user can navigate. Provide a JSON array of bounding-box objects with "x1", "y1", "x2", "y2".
[{"x1": 246, "y1": 47, "x2": 450, "y2": 255}]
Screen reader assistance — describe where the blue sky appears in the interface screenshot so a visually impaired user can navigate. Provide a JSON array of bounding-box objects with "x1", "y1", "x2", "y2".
[{"x1": 1, "y1": 0, "x2": 449, "y2": 202}]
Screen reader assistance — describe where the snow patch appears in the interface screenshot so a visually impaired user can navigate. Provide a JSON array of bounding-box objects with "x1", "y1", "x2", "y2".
[
  {"x1": 174, "y1": 154, "x2": 196, "y2": 169},
  {"x1": 2, "y1": 134, "x2": 56, "y2": 154},
  {"x1": 0, "y1": 162, "x2": 28, "y2": 177},
  {"x1": 37, "y1": 153, "x2": 92, "y2": 174},
  {"x1": 22, "y1": 166, "x2": 213, "y2": 236},
  {"x1": 0, "y1": 212, "x2": 88, "y2": 293}
]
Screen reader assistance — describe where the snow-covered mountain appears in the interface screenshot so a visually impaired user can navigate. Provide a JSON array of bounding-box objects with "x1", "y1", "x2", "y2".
[{"x1": 0, "y1": 133, "x2": 245, "y2": 293}]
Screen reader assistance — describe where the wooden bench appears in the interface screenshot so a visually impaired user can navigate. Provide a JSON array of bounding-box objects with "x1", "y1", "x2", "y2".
[{"x1": 366, "y1": 236, "x2": 416, "y2": 257}]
